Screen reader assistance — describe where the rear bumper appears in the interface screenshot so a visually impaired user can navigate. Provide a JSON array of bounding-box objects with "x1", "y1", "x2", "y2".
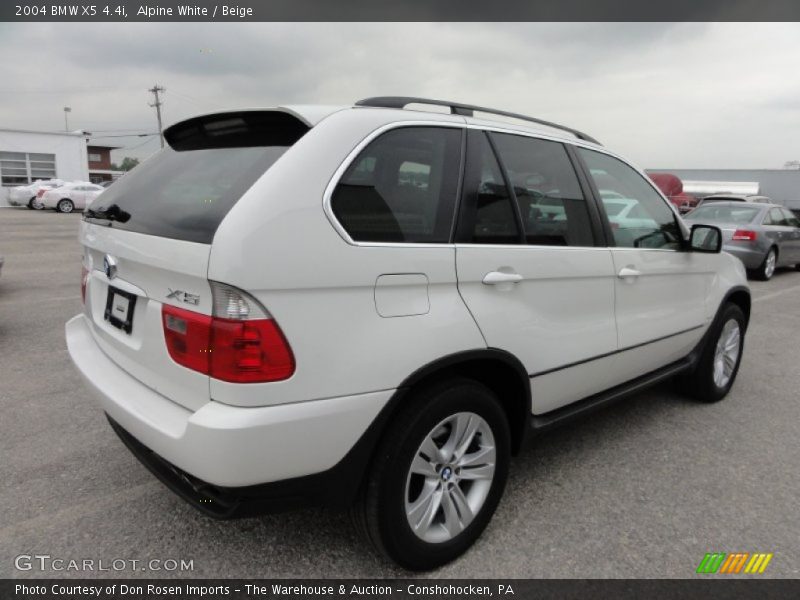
[
  {"x1": 723, "y1": 245, "x2": 765, "y2": 270},
  {"x1": 65, "y1": 313, "x2": 392, "y2": 499}
]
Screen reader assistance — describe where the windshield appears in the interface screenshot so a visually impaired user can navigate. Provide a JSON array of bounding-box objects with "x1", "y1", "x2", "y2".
[{"x1": 687, "y1": 205, "x2": 760, "y2": 223}]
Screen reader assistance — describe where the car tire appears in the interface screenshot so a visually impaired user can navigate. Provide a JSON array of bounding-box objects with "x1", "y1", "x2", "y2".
[
  {"x1": 753, "y1": 247, "x2": 777, "y2": 281},
  {"x1": 56, "y1": 199, "x2": 74, "y2": 214},
  {"x1": 352, "y1": 378, "x2": 510, "y2": 571},
  {"x1": 27, "y1": 197, "x2": 38, "y2": 210},
  {"x1": 679, "y1": 303, "x2": 746, "y2": 403}
]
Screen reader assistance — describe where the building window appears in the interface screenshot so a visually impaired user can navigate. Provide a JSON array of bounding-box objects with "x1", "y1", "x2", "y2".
[
  {"x1": 88, "y1": 153, "x2": 102, "y2": 163},
  {"x1": 0, "y1": 151, "x2": 57, "y2": 186}
]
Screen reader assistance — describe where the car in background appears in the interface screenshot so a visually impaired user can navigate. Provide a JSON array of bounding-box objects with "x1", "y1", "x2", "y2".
[
  {"x1": 648, "y1": 172, "x2": 698, "y2": 213},
  {"x1": 39, "y1": 182, "x2": 105, "y2": 213},
  {"x1": 699, "y1": 194, "x2": 773, "y2": 206},
  {"x1": 684, "y1": 201, "x2": 800, "y2": 280},
  {"x1": 8, "y1": 179, "x2": 65, "y2": 209},
  {"x1": 600, "y1": 196, "x2": 659, "y2": 238}
]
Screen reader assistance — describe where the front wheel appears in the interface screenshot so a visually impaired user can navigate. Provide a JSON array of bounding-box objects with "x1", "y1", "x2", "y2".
[
  {"x1": 353, "y1": 379, "x2": 510, "y2": 571},
  {"x1": 680, "y1": 303, "x2": 746, "y2": 403},
  {"x1": 56, "y1": 199, "x2": 74, "y2": 213}
]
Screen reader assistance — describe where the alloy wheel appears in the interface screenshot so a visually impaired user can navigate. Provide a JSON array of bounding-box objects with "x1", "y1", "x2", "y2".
[
  {"x1": 764, "y1": 250, "x2": 776, "y2": 279},
  {"x1": 404, "y1": 412, "x2": 496, "y2": 544},
  {"x1": 713, "y1": 318, "x2": 741, "y2": 389}
]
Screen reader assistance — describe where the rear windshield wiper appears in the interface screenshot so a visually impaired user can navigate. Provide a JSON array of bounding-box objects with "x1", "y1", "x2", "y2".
[{"x1": 85, "y1": 203, "x2": 131, "y2": 223}]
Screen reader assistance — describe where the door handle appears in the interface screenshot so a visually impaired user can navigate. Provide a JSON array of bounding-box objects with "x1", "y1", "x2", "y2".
[
  {"x1": 617, "y1": 267, "x2": 641, "y2": 279},
  {"x1": 482, "y1": 271, "x2": 523, "y2": 285}
]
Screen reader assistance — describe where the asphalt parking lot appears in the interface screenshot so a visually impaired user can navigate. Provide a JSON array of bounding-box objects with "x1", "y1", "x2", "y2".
[{"x1": 1, "y1": 208, "x2": 799, "y2": 579}]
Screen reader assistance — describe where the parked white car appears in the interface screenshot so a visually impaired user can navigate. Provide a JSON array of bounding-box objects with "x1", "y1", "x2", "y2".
[
  {"x1": 8, "y1": 179, "x2": 64, "y2": 209},
  {"x1": 40, "y1": 182, "x2": 104, "y2": 213},
  {"x1": 66, "y1": 98, "x2": 750, "y2": 570}
]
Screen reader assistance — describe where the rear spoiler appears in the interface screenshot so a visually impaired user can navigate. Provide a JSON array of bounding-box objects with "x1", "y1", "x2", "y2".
[{"x1": 164, "y1": 110, "x2": 310, "y2": 151}]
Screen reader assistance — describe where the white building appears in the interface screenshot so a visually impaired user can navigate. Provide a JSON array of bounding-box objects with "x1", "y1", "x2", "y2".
[{"x1": 0, "y1": 128, "x2": 90, "y2": 204}]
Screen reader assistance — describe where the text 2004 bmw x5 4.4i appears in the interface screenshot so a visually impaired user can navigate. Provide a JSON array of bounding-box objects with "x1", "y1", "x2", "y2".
[{"x1": 66, "y1": 97, "x2": 750, "y2": 570}]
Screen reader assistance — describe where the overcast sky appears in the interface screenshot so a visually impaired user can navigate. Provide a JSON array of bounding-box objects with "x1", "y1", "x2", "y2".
[{"x1": 0, "y1": 22, "x2": 798, "y2": 169}]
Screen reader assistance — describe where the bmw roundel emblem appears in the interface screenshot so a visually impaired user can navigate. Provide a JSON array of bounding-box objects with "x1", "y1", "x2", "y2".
[{"x1": 103, "y1": 254, "x2": 117, "y2": 280}]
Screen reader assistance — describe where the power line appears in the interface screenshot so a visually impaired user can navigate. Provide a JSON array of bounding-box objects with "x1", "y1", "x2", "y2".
[
  {"x1": 124, "y1": 136, "x2": 160, "y2": 151},
  {"x1": 169, "y1": 90, "x2": 209, "y2": 109},
  {"x1": 148, "y1": 85, "x2": 166, "y2": 149}
]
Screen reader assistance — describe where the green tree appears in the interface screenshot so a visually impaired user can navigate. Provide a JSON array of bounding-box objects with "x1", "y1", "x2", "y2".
[{"x1": 111, "y1": 157, "x2": 140, "y2": 171}]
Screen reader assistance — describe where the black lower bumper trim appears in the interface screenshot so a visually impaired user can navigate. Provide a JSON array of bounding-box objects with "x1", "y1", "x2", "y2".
[
  {"x1": 107, "y1": 416, "x2": 326, "y2": 519},
  {"x1": 104, "y1": 390, "x2": 404, "y2": 519}
]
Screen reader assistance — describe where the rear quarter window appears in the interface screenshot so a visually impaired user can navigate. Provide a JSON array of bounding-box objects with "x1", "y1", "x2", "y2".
[{"x1": 331, "y1": 127, "x2": 463, "y2": 243}]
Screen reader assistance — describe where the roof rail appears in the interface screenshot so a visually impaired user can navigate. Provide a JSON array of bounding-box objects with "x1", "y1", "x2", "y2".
[{"x1": 355, "y1": 96, "x2": 600, "y2": 145}]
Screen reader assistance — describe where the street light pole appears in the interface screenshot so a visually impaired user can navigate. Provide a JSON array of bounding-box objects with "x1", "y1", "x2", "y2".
[{"x1": 63, "y1": 106, "x2": 71, "y2": 132}]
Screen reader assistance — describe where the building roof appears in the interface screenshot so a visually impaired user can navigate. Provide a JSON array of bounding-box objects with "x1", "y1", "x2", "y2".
[{"x1": 0, "y1": 127, "x2": 86, "y2": 137}]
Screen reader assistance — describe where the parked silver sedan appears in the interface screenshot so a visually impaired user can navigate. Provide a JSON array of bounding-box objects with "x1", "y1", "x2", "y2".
[{"x1": 684, "y1": 201, "x2": 800, "y2": 280}]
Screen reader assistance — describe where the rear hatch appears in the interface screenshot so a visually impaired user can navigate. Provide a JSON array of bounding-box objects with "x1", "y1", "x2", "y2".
[{"x1": 80, "y1": 110, "x2": 311, "y2": 411}]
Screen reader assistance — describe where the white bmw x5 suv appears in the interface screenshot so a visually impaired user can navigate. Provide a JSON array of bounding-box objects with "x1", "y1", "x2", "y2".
[{"x1": 66, "y1": 97, "x2": 750, "y2": 570}]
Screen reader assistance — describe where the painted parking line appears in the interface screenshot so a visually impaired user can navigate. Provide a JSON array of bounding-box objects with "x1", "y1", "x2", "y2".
[{"x1": 752, "y1": 282, "x2": 800, "y2": 303}]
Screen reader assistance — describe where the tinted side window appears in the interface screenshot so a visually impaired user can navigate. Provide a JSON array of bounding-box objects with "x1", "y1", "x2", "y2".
[
  {"x1": 578, "y1": 148, "x2": 681, "y2": 249},
  {"x1": 768, "y1": 208, "x2": 787, "y2": 226},
  {"x1": 331, "y1": 127, "x2": 461, "y2": 243},
  {"x1": 780, "y1": 208, "x2": 800, "y2": 228},
  {"x1": 491, "y1": 133, "x2": 594, "y2": 247},
  {"x1": 466, "y1": 132, "x2": 521, "y2": 244}
]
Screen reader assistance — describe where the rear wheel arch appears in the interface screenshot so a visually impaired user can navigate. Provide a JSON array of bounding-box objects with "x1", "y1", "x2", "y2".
[{"x1": 392, "y1": 349, "x2": 531, "y2": 455}]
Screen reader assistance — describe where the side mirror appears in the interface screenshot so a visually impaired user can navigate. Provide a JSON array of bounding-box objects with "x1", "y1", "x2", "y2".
[{"x1": 689, "y1": 224, "x2": 722, "y2": 253}]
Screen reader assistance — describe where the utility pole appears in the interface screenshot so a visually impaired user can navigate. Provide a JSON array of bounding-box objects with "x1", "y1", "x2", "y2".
[
  {"x1": 63, "y1": 106, "x2": 71, "y2": 131},
  {"x1": 148, "y1": 85, "x2": 165, "y2": 148}
]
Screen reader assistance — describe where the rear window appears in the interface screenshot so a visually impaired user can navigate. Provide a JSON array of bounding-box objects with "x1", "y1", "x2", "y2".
[
  {"x1": 687, "y1": 205, "x2": 760, "y2": 223},
  {"x1": 84, "y1": 111, "x2": 308, "y2": 244}
]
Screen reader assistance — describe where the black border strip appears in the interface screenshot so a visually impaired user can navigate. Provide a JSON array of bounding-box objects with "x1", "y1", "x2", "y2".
[{"x1": 529, "y1": 324, "x2": 704, "y2": 378}]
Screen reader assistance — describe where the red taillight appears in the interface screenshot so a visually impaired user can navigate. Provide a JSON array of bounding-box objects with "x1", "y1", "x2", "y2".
[
  {"x1": 161, "y1": 304, "x2": 295, "y2": 383},
  {"x1": 80, "y1": 266, "x2": 89, "y2": 304},
  {"x1": 162, "y1": 305, "x2": 213, "y2": 374},
  {"x1": 209, "y1": 317, "x2": 295, "y2": 383},
  {"x1": 732, "y1": 229, "x2": 757, "y2": 242}
]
